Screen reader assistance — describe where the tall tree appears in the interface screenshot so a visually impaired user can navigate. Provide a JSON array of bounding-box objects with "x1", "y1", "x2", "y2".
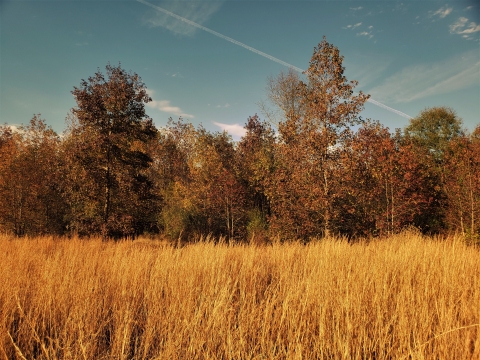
[
  {"x1": 236, "y1": 115, "x2": 275, "y2": 236},
  {"x1": 187, "y1": 128, "x2": 246, "y2": 239},
  {"x1": 0, "y1": 116, "x2": 65, "y2": 235},
  {"x1": 259, "y1": 69, "x2": 304, "y2": 126},
  {"x1": 269, "y1": 37, "x2": 369, "y2": 239},
  {"x1": 405, "y1": 106, "x2": 465, "y2": 232},
  {"x1": 342, "y1": 121, "x2": 432, "y2": 237},
  {"x1": 405, "y1": 107, "x2": 463, "y2": 161},
  {"x1": 67, "y1": 64, "x2": 157, "y2": 238},
  {"x1": 152, "y1": 118, "x2": 197, "y2": 239},
  {"x1": 444, "y1": 126, "x2": 480, "y2": 237}
]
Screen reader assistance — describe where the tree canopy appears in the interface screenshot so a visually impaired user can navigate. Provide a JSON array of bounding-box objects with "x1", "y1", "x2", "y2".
[{"x1": 1, "y1": 44, "x2": 478, "y2": 241}]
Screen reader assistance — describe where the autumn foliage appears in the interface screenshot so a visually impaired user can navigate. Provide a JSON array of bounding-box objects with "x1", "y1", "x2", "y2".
[{"x1": 1, "y1": 40, "x2": 479, "y2": 241}]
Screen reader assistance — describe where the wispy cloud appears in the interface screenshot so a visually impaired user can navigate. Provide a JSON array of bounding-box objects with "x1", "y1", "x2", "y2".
[
  {"x1": 450, "y1": 17, "x2": 480, "y2": 36},
  {"x1": 346, "y1": 54, "x2": 391, "y2": 88},
  {"x1": 146, "y1": 90, "x2": 193, "y2": 118},
  {"x1": 143, "y1": 0, "x2": 222, "y2": 37},
  {"x1": 350, "y1": 7, "x2": 363, "y2": 11},
  {"x1": 213, "y1": 122, "x2": 245, "y2": 139},
  {"x1": 429, "y1": 6, "x2": 453, "y2": 19},
  {"x1": 368, "y1": 51, "x2": 480, "y2": 103},
  {"x1": 344, "y1": 22, "x2": 375, "y2": 39},
  {"x1": 344, "y1": 22, "x2": 362, "y2": 30},
  {"x1": 167, "y1": 72, "x2": 184, "y2": 78},
  {"x1": 215, "y1": 103, "x2": 230, "y2": 108},
  {"x1": 357, "y1": 31, "x2": 373, "y2": 39}
]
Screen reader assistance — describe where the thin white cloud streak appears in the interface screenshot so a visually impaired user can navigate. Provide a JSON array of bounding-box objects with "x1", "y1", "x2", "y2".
[
  {"x1": 369, "y1": 51, "x2": 480, "y2": 104},
  {"x1": 346, "y1": 55, "x2": 391, "y2": 88},
  {"x1": 137, "y1": 0, "x2": 412, "y2": 119},
  {"x1": 143, "y1": 0, "x2": 221, "y2": 37},
  {"x1": 213, "y1": 122, "x2": 246, "y2": 138},
  {"x1": 138, "y1": 0, "x2": 304, "y2": 73}
]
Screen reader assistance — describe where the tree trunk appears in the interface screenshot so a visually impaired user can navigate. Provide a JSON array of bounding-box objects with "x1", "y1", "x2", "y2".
[
  {"x1": 323, "y1": 166, "x2": 330, "y2": 237},
  {"x1": 103, "y1": 142, "x2": 111, "y2": 231}
]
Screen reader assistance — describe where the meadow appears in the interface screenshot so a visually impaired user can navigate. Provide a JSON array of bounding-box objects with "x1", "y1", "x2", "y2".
[{"x1": 1, "y1": 232, "x2": 479, "y2": 359}]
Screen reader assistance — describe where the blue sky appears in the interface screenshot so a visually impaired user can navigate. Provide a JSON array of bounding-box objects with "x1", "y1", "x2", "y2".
[{"x1": 1, "y1": 0, "x2": 479, "y2": 139}]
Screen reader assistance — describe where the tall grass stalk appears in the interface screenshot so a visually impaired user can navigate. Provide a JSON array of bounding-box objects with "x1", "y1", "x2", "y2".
[{"x1": 1, "y1": 232, "x2": 478, "y2": 359}]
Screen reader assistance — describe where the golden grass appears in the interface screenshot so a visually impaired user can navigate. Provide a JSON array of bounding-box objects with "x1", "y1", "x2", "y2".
[{"x1": 0, "y1": 232, "x2": 479, "y2": 359}]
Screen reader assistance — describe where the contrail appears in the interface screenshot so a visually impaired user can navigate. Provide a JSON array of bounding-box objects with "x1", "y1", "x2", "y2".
[
  {"x1": 137, "y1": 0, "x2": 412, "y2": 119},
  {"x1": 367, "y1": 98, "x2": 412, "y2": 119},
  {"x1": 137, "y1": 0, "x2": 303, "y2": 73}
]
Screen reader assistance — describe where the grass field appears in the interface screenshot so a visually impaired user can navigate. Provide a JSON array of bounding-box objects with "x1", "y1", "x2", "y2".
[{"x1": 1, "y1": 232, "x2": 479, "y2": 359}]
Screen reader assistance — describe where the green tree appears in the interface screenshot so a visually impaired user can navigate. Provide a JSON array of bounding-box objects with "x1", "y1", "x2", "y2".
[
  {"x1": 405, "y1": 106, "x2": 464, "y2": 233},
  {"x1": 405, "y1": 107, "x2": 463, "y2": 161},
  {"x1": 67, "y1": 64, "x2": 157, "y2": 238}
]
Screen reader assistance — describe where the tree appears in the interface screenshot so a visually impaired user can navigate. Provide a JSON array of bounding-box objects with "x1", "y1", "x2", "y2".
[
  {"x1": 259, "y1": 69, "x2": 304, "y2": 126},
  {"x1": 444, "y1": 126, "x2": 480, "y2": 238},
  {"x1": 405, "y1": 107, "x2": 465, "y2": 233},
  {"x1": 66, "y1": 64, "x2": 157, "y2": 238},
  {"x1": 151, "y1": 118, "x2": 197, "y2": 239},
  {"x1": 0, "y1": 116, "x2": 65, "y2": 235},
  {"x1": 236, "y1": 115, "x2": 275, "y2": 239},
  {"x1": 186, "y1": 128, "x2": 246, "y2": 239},
  {"x1": 268, "y1": 37, "x2": 369, "y2": 239},
  {"x1": 342, "y1": 121, "x2": 433, "y2": 237},
  {"x1": 405, "y1": 107, "x2": 463, "y2": 161}
]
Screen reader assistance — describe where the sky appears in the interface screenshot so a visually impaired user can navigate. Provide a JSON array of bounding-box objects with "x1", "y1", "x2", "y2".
[{"x1": 1, "y1": 0, "x2": 479, "y2": 139}]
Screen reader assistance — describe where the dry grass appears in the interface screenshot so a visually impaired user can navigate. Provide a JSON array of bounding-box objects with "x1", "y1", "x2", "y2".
[{"x1": 0, "y1": 232, "x2": 479, "y2": 359}]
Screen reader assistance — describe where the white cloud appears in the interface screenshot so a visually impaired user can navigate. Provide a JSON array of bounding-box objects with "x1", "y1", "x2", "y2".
[
  {"x1": 143, "y1": 0, "x2": 222, "y2": 37},
  {"x1": 430, "y1": 6, "x2": 453, "y2": 19},
  {"x1": 146, "y1": 89, "x2": 194, "y2": 118},
  {"x1": 357, "y1": 31, "x2": 373, "y2": 39},
  {"x1": 450, "y1": 17, "x2": 480, "y2": 35},
  {"x1": 215, "y1": 103, "x2": 230, "y2": 108},
  {"x1": 3, "y1": 124, "x2": 20, "y2": 133},
  {"x1": 350, "y1": 7, "x2": 363, "y2": 11},
  {"x1": 167, "y1": 72, "x2": 183, "y2": 78},
  {"x1": 368, "y1": 51, "x2": 480, "y2": 103},
  {"x1": 213, "y1": 122, "x2": 246, "y2": 139},
  {"x1": 343, "y1": 22, "x2": 363, "y2": 31}
]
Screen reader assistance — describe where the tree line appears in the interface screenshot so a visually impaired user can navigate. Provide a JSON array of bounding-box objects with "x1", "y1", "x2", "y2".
[{"x1": 1, "y1": 38, "x2": 479, "y2": 240}]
